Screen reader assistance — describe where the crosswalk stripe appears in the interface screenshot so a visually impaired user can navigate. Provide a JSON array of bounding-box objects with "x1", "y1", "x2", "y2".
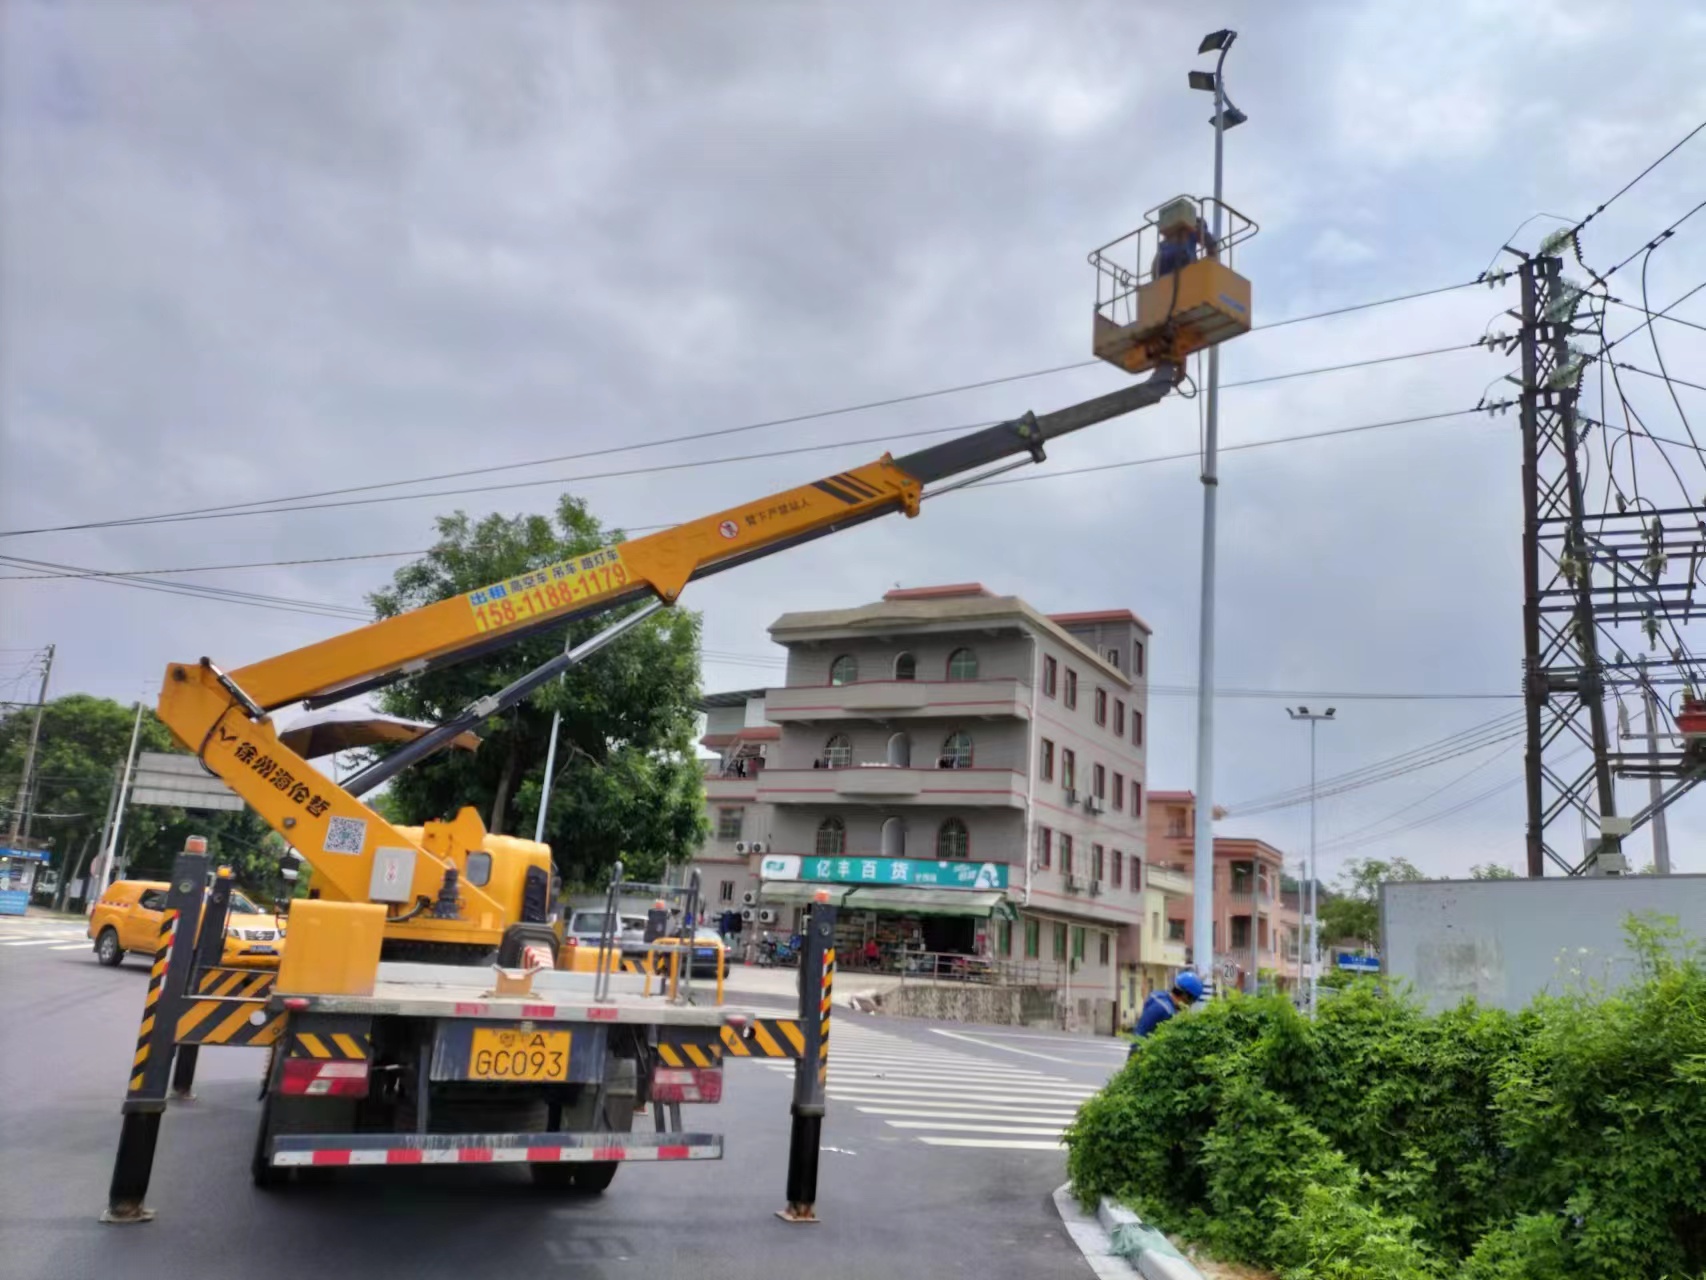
[
  {"x1": 800, "y1": 1059, "x2": 1051, "y2": 1076},
  {"x1": 828, "y1": 1087, "x2": 1090, "y2": 1106},
  {"x1": 50, "y1": 943, "x2": 91, "y2": 951},
  {"x1": 759, "y1": 1065, "x2": 1056, "y2": 1085},
  {"x1": 886, "y1": 1121, "x2": 1067, "y2": 1135},
  {"x1": 918, "y1": 1137, "x2": 1065, "y2": 1150},
  {"x1": 825, "y1": 1077, "x2": 1095, "y2": 1097},
  {"x1": 855, "y1": 1105, "x2": 1082, "y2": 1121},
  {"x1": 1, "y1": 938, "x2": 69, "y2": 947}
]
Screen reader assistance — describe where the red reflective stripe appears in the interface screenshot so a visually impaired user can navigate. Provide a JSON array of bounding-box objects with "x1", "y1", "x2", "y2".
[
  {"x1": 453, "y1": 1002, "x2": 487, "y2": 1016},
  {"x1": 592, "y1": 1145, "x2": 625, "y2": 1161},
  {"x1": 387, "y1": 1148, "x2": 423, "y2": 1165},
  {"x1": 588, "y1": 1007, "x2": 618, "y2": 1021},
  {"x1": 657, "y1": 1145, "x2": 690, "y2": 1160},
  {"x1": 458, "y1": 1147, "x2": 494, "y2": 1163},
  {"x1": 311, "y1": 1150, "x2": 351, "y2": 1166},
  {"x1": 527, "y1": 1146, "x2": 562, "y2": 1162},
  {"x1": 521, "y1": 1003, "x2": 555, "y2": 1018}
]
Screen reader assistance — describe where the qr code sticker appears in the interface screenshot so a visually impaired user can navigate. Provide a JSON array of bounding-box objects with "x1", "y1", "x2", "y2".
[{"x1": 323, "y1": 816, "x2": 367, "y2": 855}]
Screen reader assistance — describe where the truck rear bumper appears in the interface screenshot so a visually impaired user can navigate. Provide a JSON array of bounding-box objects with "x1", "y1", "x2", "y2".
[{"x1": 268, "y1": 1130, "x2": 722, "y2": 1168}]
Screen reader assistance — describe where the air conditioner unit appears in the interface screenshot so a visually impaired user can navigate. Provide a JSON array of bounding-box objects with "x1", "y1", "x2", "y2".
[
  {"x1": 741, "y1": 906, "x2": 757, "y2": 922},
  {"x1": 1089, "y1": 879, "x2": 1103, "y2": 897},
  {"x1": 734, "y1": 841, "x2": 750, "y2": 854},
  {"x1": 1064, "y1": 788, "x2": 1079, "y2": 806},
  {"x1": 749, "y1": 841, "x2": 767, "y2": 855},
  {"x1": 1065, "y1": 873, "x2": 1084, "y2": 893},
  {"x1": 758, "y1": 907, "x2": 779, "y2": 925},
  {"x1": 1085, "y1": 795, "x2": 1106, "y2": 815},
  {"x1": 741, "y1": 890, "x2": 757, "y2": 907}
]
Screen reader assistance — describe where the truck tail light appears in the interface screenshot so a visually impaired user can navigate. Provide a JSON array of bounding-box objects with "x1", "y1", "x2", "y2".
[
  {"x1": 280, "y1": 1058, "x2": 370, "y2": 1098},
  {"x1": 649, "y1": 1066, "x2": 723, "y2": 1104}
]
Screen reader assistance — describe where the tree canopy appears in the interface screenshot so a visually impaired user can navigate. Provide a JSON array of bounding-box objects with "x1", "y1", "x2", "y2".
[
  {"x1": 1318, "y1": 856, "x2": 1426, "y2": 951},
  {"x1": 0, "y1": 693, "x2": 289, "y2": 902},
  {"x1": 367, "y1": 496, "x2": 707, "y2": 886}
]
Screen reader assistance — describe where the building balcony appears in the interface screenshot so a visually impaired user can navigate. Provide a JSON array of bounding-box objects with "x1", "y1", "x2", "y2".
[
  {"x1": 1143, "y1": 938, "x2": 1189, "y2": 968},
  {"x1": 762, "y1": 678, "x2": 1031, "y2": 723},
  {"x1": 757, "y1": 765, "x2": 1026, "y2": 808},
  {"x1": 703, "y1": 774, "x2": 764, "y2": 802},
  {"x1": 1145, "y1": 865, "x2": 1193, "y2": 897}
]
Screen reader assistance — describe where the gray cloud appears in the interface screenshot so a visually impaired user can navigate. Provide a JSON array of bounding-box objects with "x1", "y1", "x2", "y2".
[{"x1": 3, "y1": 0, "x2": 1703, "y2": 883}]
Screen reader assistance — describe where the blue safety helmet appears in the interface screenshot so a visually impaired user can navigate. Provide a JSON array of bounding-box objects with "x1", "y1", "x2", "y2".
[{"x1": 1174, "y1": 970, "x2": 1205, "y2": 1001}]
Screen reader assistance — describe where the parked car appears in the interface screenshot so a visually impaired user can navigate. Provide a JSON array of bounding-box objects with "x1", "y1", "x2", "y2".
[
  {"x1": 689, "y1": 928, "x2": 728, "y2": 980},
  {"x1": 565, "y1": 908, "x2": 647, "y2": 951},
  {"x1": 89, "y1": 880, "x2": 286, "y2": 969}
]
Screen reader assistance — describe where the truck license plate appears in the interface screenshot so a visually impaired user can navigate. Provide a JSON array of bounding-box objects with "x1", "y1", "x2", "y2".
[{"x1": 468, "y1": 1028, "x2": 571, "y2": 1082}]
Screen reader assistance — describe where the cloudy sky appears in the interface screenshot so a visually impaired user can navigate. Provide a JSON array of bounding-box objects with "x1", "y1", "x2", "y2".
[{"x1": 3, "y1": 0, "x2": 1703, "y2": 884}]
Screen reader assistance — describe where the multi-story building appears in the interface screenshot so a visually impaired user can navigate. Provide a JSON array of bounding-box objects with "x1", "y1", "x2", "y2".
[
  {"x1": 689, "y1": 583, "x2": 1190, "y2": 1031},
  {"x1": 1145, "y1": 790, "x2": 1303, "y2": 994}
]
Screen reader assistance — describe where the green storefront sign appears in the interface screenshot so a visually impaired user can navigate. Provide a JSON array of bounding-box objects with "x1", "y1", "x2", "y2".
[{"x1": 759, "y1": 854, "x2": 1008, "y2": 890}]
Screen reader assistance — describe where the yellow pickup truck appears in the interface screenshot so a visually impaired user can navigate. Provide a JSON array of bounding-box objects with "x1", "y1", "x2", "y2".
[{"x1": 90, "y1": 879, "x2": 285, "y2": 969}]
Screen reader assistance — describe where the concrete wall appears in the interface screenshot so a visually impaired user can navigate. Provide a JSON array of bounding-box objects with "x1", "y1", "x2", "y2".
[
  {"x1": 876, "y1": 982, "x2": 1103, "y2": 1030},
  {"x1": 1383, "y1": 875, "x2": 1706, "y2": 1012}
]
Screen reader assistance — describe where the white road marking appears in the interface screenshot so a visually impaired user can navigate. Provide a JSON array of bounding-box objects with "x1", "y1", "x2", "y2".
[
  {"x1": 917, "y1": 1137, "x2": 1065, "y2": 1150},
  {"x1": 50, "y1": 943, "x2": 92, "y2": 951},
  {"x1": 1, "y1": 938, "x2": 72, "y2": 947},
  {"x1": 886, "y1": 1120, "x2": 1066, "y2": 1135},
  {"x1": 827, "y1": 1087, "x2": 1091, "y2": 1106},
  {"x1": 857, "y1": 1105, "x2": 1081, "y2": 1121},
  {"x1": 929, "y1": 1026, "x2": 1121, "y2": 1066}
]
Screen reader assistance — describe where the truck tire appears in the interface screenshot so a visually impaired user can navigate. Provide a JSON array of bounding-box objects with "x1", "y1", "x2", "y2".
[
  {"x1": 250, "y1": 1096, "x2": 290, "y2": 1189},
  {"x1": 530, "y1": 1056, "x2": 637, "y2": 1194},
  {"x1": 95, "y1": 927, "x2": 124, "y2": 967}
]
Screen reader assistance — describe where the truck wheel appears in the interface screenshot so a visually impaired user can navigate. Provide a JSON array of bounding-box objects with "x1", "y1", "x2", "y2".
[
  {"x1": 95, "y1": 928, "x2": 124, "y2": 967},
  {"x1": 250, "y1": 1096, "x2": 291, "y2": 1190},
  {"x1": 530, "y1": 1057, "x2": 636, "y2": 1195}
]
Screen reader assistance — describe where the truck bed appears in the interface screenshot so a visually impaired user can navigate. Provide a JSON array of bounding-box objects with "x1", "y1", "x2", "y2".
[{"x1": 273, "y1": 961, "x2": 745, "y2": 1025}]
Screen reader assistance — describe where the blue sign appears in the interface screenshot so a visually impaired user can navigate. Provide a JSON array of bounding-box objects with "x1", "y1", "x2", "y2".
[
  {"x1": 0, "y1": 847, "x2": 50, "y2": 862},
  {"x1": 1335, "y1": 952, "x2": 1380, "y2": 973}
]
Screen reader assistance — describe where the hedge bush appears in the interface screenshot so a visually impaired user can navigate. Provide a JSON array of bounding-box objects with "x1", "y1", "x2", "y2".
[{"x1": 1065, "y1": 918, "x2": 1706, "y2": 1280}]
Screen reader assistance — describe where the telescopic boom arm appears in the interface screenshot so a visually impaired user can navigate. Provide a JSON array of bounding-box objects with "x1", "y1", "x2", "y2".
[{"x1": 155, "y1": 364, "x2": 1177, "y2": 942}]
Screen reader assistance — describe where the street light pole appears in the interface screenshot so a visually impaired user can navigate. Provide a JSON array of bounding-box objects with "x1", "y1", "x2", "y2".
[
  {"x1": 1188, "y1": 29, "x2": 1243, "y2": 996},
  {"x1": 1287, "y1": 706, "x2": 1334, "y2": 1015}
]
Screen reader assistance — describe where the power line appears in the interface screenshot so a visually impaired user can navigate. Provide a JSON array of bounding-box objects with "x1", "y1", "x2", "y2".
[
  {"x1": 0, "y1": 548, "x2": 430, "y2": 582},
  {"x1": 1566, "y1": 117, "x2": 1706, "y2": 242},
  {"x1": 1604, "y1": 286, "x2": 1706, "y2": 345},
  {"x1": 0, "y1": 296, "x2": 1499, "y2": 541},
  {"x1": 1224, "y1": 711, "x2": 1525, "y2": 815},
  {"x1": 5, "y1": 398, "x2": 1512, "y2": 610},
  {"x1": 0, "y1": 553, "x2": 370, "y2": 622},
  {"x1": 1315, "y1": 738, "x2": 1521, "y2": 850},
  {"x1": 959, "y1": 405, "x2": 1506, "y2": 493}
]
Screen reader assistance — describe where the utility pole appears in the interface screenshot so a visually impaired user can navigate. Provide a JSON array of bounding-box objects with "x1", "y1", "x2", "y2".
[
  {"x1": 1287, "y1": 706, "x2": 1334, "y2": 1015},
  {"x1": 1641, "y1": 660, "x2": 1672, "y2": 874},
  {"x1": 72, "y1": 760, "x2": 124, "y2": 911},
  {"x1": 93, "y1": 702, "x2": 146, "y2": 902},
  {"x1": 5, "y1": 643, "x2": 54, "y2": 847},
  {"x1": 1187, "y1": 27, "x2": 1245, "y2": 996}
]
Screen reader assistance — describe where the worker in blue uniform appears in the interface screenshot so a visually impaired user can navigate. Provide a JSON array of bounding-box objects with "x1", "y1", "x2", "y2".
[{"x1": 1127, "y1": 970, "x2": 1205, "y2": 1058}]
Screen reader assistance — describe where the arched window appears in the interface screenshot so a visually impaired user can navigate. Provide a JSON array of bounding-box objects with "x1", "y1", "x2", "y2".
[
  {"x1": 939, "y1": 730, "x2": 973, "y2": 769},
  {"x1": 823, "y1": 733, "x2": 853, "y2": 769},
  {"x1": 815, "y1": 817, "x2": 846, "y2": 855},
  {"x1": 830, "y1": 655, "x2": 858, "y2": 686},
  {"x1": 937, "y1": 817, "x2": 970, "y2": 860},
  {"x1": 946, "y1": 647, "x2": 979, "y2": 681},
  {"x1": 881, "y1": 816, "x2": 907, "y2": 857},
  {"x1": 894, "y1": 652, "x2": 917, "y2": 681},
  {"x1": 886, "y1": 732, "x2": 912, "y2": 767}
]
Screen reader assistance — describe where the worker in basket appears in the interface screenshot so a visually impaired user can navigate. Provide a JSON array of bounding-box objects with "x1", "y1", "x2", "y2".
[
  {"x1": 1127, "y1": 969, "x2": 1205, "y2": 1058},
  {"x1": 1150, "y1": 198, "x2": 1217, "y2": 278}
]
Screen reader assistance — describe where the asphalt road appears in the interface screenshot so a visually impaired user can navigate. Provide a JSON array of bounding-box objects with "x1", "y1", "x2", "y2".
[{"x1": 0, "y1": 919, "x2": 1127, "y2": 1280}]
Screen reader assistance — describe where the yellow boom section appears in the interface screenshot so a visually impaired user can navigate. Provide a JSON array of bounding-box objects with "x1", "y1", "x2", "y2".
[{"x1": 155, "y1": 455, "x2": 924, "y2": 945}]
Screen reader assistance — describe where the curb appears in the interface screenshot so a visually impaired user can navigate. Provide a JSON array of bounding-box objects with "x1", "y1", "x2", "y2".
[{"x1": 1051, "y1": 1185, "x2": 1205, "y2": 1280}]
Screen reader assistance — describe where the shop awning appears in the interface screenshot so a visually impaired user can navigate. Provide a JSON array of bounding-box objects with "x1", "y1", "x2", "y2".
[
  {"x1": 756, "y1": 882, "x2": 853, "y2": 907},
  {"x1": 839, "y1": 887, "x2": 1011, "y2": 918}
]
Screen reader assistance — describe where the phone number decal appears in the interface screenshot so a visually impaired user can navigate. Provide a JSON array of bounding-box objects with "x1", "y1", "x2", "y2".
[{"x1": 466, "y1": 547, "x2": 630, "y2": 635}]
